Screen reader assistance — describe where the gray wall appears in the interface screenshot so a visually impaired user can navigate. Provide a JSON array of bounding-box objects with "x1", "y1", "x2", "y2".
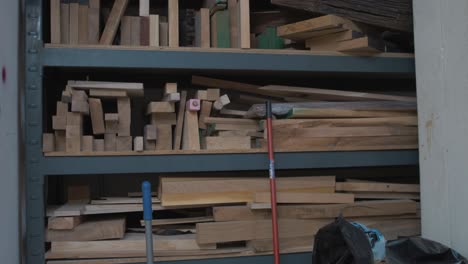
[
  {"x1": 0, "y1": 0, "x2": 20, "y2": 263},
  {"x1": 414, "y1": 0, "x2": 468, "y2": 256}
]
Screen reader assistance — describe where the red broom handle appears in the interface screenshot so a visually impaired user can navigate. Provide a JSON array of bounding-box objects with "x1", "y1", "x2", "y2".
[{"x1": 266, "y1": 101, "x2": 280, "y2": 264}]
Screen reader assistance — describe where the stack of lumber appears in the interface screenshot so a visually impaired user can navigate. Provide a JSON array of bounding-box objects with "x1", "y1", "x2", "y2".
[
  {"x1": 46, "y1": 176, "x2": 420, "y2": 263},
  {"x1": 277, "y1": 14, "x2": 387, "y2": 53},
  {"x1": 42, "y1": 80, "x2": 143, "y2": 153}
]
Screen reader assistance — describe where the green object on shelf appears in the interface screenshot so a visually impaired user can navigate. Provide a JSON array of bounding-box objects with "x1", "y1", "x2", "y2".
[
  {"x1": 258, "y1": 27, "x2": 285, "y2": 50},
  {"x1": 212, "y1": 10, "x2": 230, "y2": 48}
]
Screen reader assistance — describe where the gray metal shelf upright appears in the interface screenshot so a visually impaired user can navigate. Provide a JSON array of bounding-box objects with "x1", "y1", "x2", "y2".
[{"x1": 24, "y1": 0, "x2": 418, "y2": 263}]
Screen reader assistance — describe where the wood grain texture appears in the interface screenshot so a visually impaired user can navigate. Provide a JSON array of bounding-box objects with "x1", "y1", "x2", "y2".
[
  {"x1": 48, "y1": 216, "x2": 83, "y2": 230},
  {"x1": 60, "y1": 3, "x2": 70, "y2": 44},
  {"x1": 50, "y1": 0, "x2": 61, "y2": 44},
  {"x1": 254, "y1": 192, "x2": 354, "y2": 204},
  {"x1": 88, "y1": 98, "x2": 105, "y2": 135},
  {"x1": 69, "y1": 3, "x2": 79, "y2": 44},
  {"x1": 182, "y1": 111, "x2": 200, "y2": 150},
  {"x1": 336, "y1": 182, "x2": 420, "y2": 193},
  {"x1": 173, "y1": 91, "x2": 187, "y2": 150},
  {"x1": 100, "y1": 0, "x2": 129, "y2": 45},
  {"x1": 168, "y1": 0, "x2": 179, "y2": 47},
  {"x1": 237, "y1": 0, "x2": 250, "y2": 48},
  {"x1": 78, "y1": 5, "x2": 88, "y2": 44}
]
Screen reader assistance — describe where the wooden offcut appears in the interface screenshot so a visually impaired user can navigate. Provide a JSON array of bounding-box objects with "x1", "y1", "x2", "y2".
[
  {"x1": 155, "y1": 125, "x2": 173, "y2": 150},
  {"x1": 68, "y1": 80, "x2": 144, "y2": 97},
  {"x1": 104, "y1": 134, "x2": 117, "y2": 151},
  {"x1": 139, "y1": 0, "x2": 149, "y2": 16},
  {"x1": 336, "y1": 36, "x2": 384, "y2": 53},
  {"x1": 78, "y1": 5, "x2": 88, "y2": 44},
  {"x1": 81, "y1": 136, "x2": 94, "y2": 152},
  {"x1": 117, "y1": 97, "x2": 131, "y2": 136},
  {"x1": 168, "y1": 0, "x2": 179, "y2": 47},
  {"x1": 195, "y1": 8, "x2": 210, "y2": 48},
  {"x1": 99, "y1": 0, "x2": 129, "y2": 45},
  {"x1": 69, "y1": 3, "x2": 79, "y2": 44},
  {"x1": 93, "y1": 139, "x2": 104, "y2": 151},
  {"x1": 182, "y1": 111, "x2": 200, "y2": 150},
  {"x1": 120, "y1": 16, "x2": 132, "y2": 45},
  {"x1": 48, "y1": 216, "x2": 83, "y2": 230},
  {"x1": 237, "y1": 0, "x2": 250, "y2": 48},
  {"x1": 149, "y1": 15, "x2": 160, "y2": 47},
  {"x1": 47, "y1": 216, "x2": 126, "y2": 242},
  {"x1": 206, "y1": 136, "x2": 251, "y2": 150},
  {"x1": 213, "y1": 95, "x2": 230, "y2": 110},
  {"x1": 130, "y1": 16, "x2": 141, "y2": 46},
  {"x1": 147, "y1": 102, "x2": 175, "y2": 114},
  {"x1": 336, "y1": 182, "x2": 420, "y2": 193},
  {"x1": 287, "y1": 108, "x2": 416, "y2": 119},
  {"x1": 173, "y1": 91, "x2": 187, "y2": 150},
  {"x1": 134, "y1": 137, "x2": 144, "y2": 152},
  {"x1": 60, "y1": 3, "x2": 70, "y2": 44},
  {"x1": 150, "y1": 113, "x2": 177, "y2": 126},
  {"x1": 52, "y1": 115, "x2": 67, "y2": 130},
  {"x1": 88, "y1": 98, "x2": 105, "y2": 135},
  {"x1": 43, "y1": 133, "x2": 55, "y2": 152},
  {"x1": 116, "y1": 136, "x2": 133, "y2": 151},
  {"x1": 50, "y1": 0, "x2": 61, "y2": 44},
  {"x1": 228, "y1": 0, "x2": 239, "y2": 48},
  {"x1": 88, "y1": 0, "x2": 100, "y2": 44},
  {"x1": 254, "y1": 192, "x2": 354, "y2": 204},
  {"x1": 198, "y1": 101, "x2": 213, "y2": 129},
  {"x1": 140, "y1": 16, "x2": 150, "y2": 46}
]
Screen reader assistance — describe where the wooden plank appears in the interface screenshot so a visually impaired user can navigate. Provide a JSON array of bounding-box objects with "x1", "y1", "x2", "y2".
[
  {"x1": 195, "y1": 8, "x2": 211, "y2": 48},
  {"x1": 251, "y1": 236, "x2": 314, "y2": 252},
  {"x1": 82, "y1": 136, "x2": 94, "y2": 152},
  {"x1": 213, "y1": 95, "x2": 230, "y2": 110},
  {"x1": 68, "y1": 80, "x2": 143, "y2": 97},
  {"x1": 55, "y1": 130, "x2": 66, "y2": 152},
  {"x1": 88, "y1": 98, "x2": 105, "y2": 135},
  {"x1": 237, "y1": 0, "x2": 250, "y2": 48},
  {"x1": 336, "y1": 182, "x2": 420, "y2": 193},
  {"x1": 51, "y1": 233, "x2": 215, "y2": 256},
  {"x1": 69, "y1": 3, "x2": 79, "y2": 44},
  {"x1": 160, "y1": 176, "x2": 336, "y2": 206},
  {"x1": 93, "y1": 139, "x2": 104, "y2": 151},
  {"x1": 273, "y1": 126, "x2": 418, "y2": 138},
  {"x1": 71, "y1": 100, "x2": 89, "y2": 115},
  {"x1": 336, "y1": 36, "x2": 384, "y2": 53},
  {"x1": 206, "y1": 136, "x2": 251, "y2": 150},
  {"x1": 50, "y1": 0, "x2": 61, "y2": 44},
  {"x1": 254, "y1": 192, "x2": 354, "y2": 204},
  {"x1": 220, "y1": 108, "x2": 247, "y2": 117},
  {"x1": 130, "y1": 16, "x2": 141, "y2": 46},
  {"x1": 213, "y1": 123, "x2": 259, "y2": 131},
  {"x1": 120, "y1": 16, "x2": 132, "y2": 46},
  {"x1": 91, "y1": 197, "x2": 160, "y2": 205},
  {"x1": 56, "y1": 102, "x2": 69, "y2": 116},
  {"x1": 147, "y1": 102, "x2": 175, "y2": 114},
  {"x1": 168, "y1": 0, "x2": 179, "y2": 47},
  {"x1": 206, "y1": 89, "x2": 220, "y2": 101},
  {"x1": 174, "y1": 91, "x2": 187, "y2": 150},
  {"x1": 213, "y1": 205, "x2": 268, "y2": 222},
  {"x1": 196, "y1": 219, "x2": 331, "y2": 244},
  {"x1": 116, "y1": 136, "x2": 133, "y2": 151},
  {"x1": 271, "y1": 0, "x2": 413, "y2": 32},
  {"x1": 182, "y1": 111, "x2": 200, "y2": 150},
  {"x1": 144, "y1": 125, "x2": 157, "y2": 140},
  {"x1": 305, "y1": 30, "x2": 363, "y2": 49},
  {"x1": 43, "y1": 133, "x2": 55, "y2": 152},
  {"x1": 100, "y1": 0, "x2": 129, "y2": 45},
  {"x1": 104, "y1": 114, "x2": 119, "y2": 134},
  {"x1": 104, "y1": 134, "x2": 117, "y2": 151},
  {"x1": 287, "y1": 108, "x2": 416, "y2": 119},
  {"x1": 228, "y1": 0, "x2": 239, "y2": 48},
  {"x1": 198, "y1": 101, "x2": 212, "y2": 129},
  {"x1": 260, "y1": 85, "x2": 417, "y2": 102},
  {"x1": 277, "y1": 15, "x2": 360, "y2": 41},
  {"x1": 53, "y1": 115, "x2": 67, "y2": 130},
  {"x1": 117, "y1": 97, "x2": 131, "y2": 136},
  {"x1": 60, "y1": 3, "x2": 70, "y2": 44},
  {"x1": 47, "y1": 216, "x2": 126, "y2": 242},
  {"x1": 203, "y1": 117, "x2": 257, "y2": 126},
  {"x1": 78, "y1": 5, "x2": 88, "y2": 44},
  {"x1": 66, "y1": 127, "x2": 82, "y2": 153},
  {"x1": 48, "y1": 216, "x2": 83, "y2": 230},
  {"x1": 218, "y1": 130, "x2": 262, "y2": 138},
  {"x1": 261, "y1": 117, "x2": 418, "y2": 130},
  {"x1": 270, "y1": 135, "x2": 418, "y2": 152},
  {"x1": 149, "y1": 15, "x2": 160, "y2": 47},
  {"x1": 90, "y1": 89, "x2": 128, "y2": 98},
  {"x1": 354, "y1": 192, "x2": 420, "y2": 200},
  {"x1": 47, "y1": 203, "x2": 86, "y2": 217},
  {"x1": 155, "y1": 125, "x2": 173, "y2": 150},
  {"x1": 141, "y1": 216, "x2": 214, "y2": 226},
  {"x1": 139, "y1": 0, "x2": 149, "y2": 16},
  {"x1": 159, "y1": 22, "x2": 169, "y2": 46},
  {"x1": 140, "y1": 16, "x2": 149, "y2": 46},
  {"x1": 88, "y1": 5, "x2": 101, "y2": 45}
]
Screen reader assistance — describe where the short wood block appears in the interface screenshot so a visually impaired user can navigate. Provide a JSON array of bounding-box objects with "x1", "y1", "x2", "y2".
[
  {"x1": 105, "y1": 113, "x2": 119, "y2": 134},
  {"x1": 144, "y1": 125, "x2": 158, "y2": 140},
  {"x1": 117, "y1": 97, "x2": 131, "y2": 136},
  {"x1": 198, "y1": 101, "x2": 213, "y2": 130},
  {"x1": 147, "y1": 102, "x2": 175, "y2": 114},
  {"x1": 163, "y1": 93, "x2": 181, "y2": 102},
  {"x1": 82, "y1": 136, "x2": 94, "y2": 152},
  {"x1": 150, "y1": 113, "x2": 177, "y2": 126},
  {"x1": 206, "y1": 89, "x2": 220, "y2": 101},
  {"x1": 56, "y1": 102, "x2": 69, "y2": 116},
  {"x1": 43, "y1": 133, "x2": 55, "y2": 152},
  {"x1": 93, "y1": 139, "x2": 105, "y2": 151},
  {"x1": 116, "y1": 136, "x2": 133, "y2": 151},
  {"x1": 144, "y1": 138, "x2": 156, "y2": 150},
  {"x1": 186, "y1": 99, "x2": 201, "y2": 112},
  {"x1": 54, "y1": 130, "x2": 66, "y2": 152},
  {"x1": 155, "y1": 125, "x2": 173, "y2": 150},
  {"x1": 66, "y1": 112, "x2": 83, "y2": 127},
  {"x1": 164, "y1": 83, "x2": 178, "y2": 94},
  {"x1": 195, "y1": 90, "x2": 208, "y2": 100},
  {"x1": 134, "y1": 136, "x2": 144, "y2": 151},
  {"x1": 71, "y1": 100, "x2": 90, "y2": 115},
  {"x1": 213, "y1": 94, "x2": 230, "y2": 110},
  {"x1": 89, "y1": 98, "x2": 105, "y2": 135},
  {"x1": 104, "y1": 134, "x2": 117, "y2": 151},
  {"x1": 53, "y1": 115, "x2": 67, "y2": 130}
]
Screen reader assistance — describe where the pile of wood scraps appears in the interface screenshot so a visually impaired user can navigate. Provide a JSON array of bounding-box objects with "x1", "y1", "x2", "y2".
[{"x1": 46, "y1": 176, "x2": 420, "y2": 263}]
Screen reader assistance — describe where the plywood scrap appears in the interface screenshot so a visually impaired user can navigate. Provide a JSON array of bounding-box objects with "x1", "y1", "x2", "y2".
[
  {"x1": 100, "y1": 0, "x2": 129, "y2": 45},
  {"x1": 254, "y1": 192, "x2": 354, "y2": 204},
  {"x1": 47, "y1": 216, "x2": 126, "y2": 242},
  {"x1": 206, "y1": 136, "x2": 251, "y2": 150},
  {"x1": 48, "y1": 216, "x2": 83, "y2": 230},
  {"x1": 277, "y1": 15, "x2": 360, "y2": 41}
]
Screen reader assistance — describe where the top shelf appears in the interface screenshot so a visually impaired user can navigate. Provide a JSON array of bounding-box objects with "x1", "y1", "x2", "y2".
[{"x1": 42, "y1": 45, "x2": 415, "y2": 76}]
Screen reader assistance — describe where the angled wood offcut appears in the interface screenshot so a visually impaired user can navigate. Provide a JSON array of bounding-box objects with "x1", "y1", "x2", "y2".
[{"x1": 100, "y1": 0, "x2": 129, "y2": 45}]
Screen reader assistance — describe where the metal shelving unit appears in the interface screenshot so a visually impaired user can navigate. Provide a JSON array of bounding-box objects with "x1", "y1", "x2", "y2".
[{"x1": 24, "y1": 1, "x2": 418, "y2": 263}]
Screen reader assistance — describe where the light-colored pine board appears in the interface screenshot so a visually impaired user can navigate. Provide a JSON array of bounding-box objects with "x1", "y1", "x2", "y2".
[
  {"x1": 50, "y1": 0, "x2": 61, "y2": 44},
  {"x1": 277, "y1": 15, "x2": 360, "y2": 41},
  {"x1": 155, "y1": 125, "x2": 173, "y2": 150},
  {"x1": 43, "y1": 133, "x2": 55, "y2": 152},
  {"x1": 47, "y1": 203, "x2": 86, "y2": 217},
  {"x1": 53, "y1": 115, "x2": 67, "y2": 130},
  {"x1": 237, "y1": 0, "x2": 250, "y2": 48},
  {"x1": 69, "y1": 3, "x2": 79, "y2": 44},
  {"x1": 60, "y1": 3, "x2": 70, "y2": 44},
  {"x1": 168, "y1": 0, "x2": 179, "y2": 47},
  {"x1": 88, "y1": 4, "x2": 100, "y2": 44},
  {"x1": 48, "y1": 216, "x2": 83, "y2": 230},
  {"x1": 130, "y1": 16, "x2": 141, "y2": 46},
  {"x1": 104, "y1": 134, "x2": 117, "y2": 151},
  {"x1": 68, "y1": 80, "x2": 143, "y2": 97},
  {"x1": 254, "y1": 192, "x2": 354, "y2": 204},
  {"x1": 195, "y1": 8, "x2": 210, "y2": 48},
  {"x1": 260, "y1": 85, "x2": 417, "y2": 102},
  {"x1": 117, "y1": 97, "x2": 131, "y2": 136},
  {"x1": 173, "y1": 91, "x2": 187, "y2": 150},
  {"x1": 220, "y1": 108, "x2": 247, "y2": 117},
  {"x1": 213, "y1": 123, "x2": 259, "y2": 131},
  {"x1": 273, "y1": 126, "x2": 418, "y2": 138},
  {"x1": 150, "y1": 113, "x2": 177, "y2": 125},
  {"x1": 206, "y1": 136, "x2": 251, "y2": 150},
  {"x1": 139, "y1": 0, "x2": 149, "y2": 16},
  {"x1": 305, "y1": 30, "x2": 361, "y2": 49},
  {"x1": 47, "y1": 216, "x2": 126, "y2": 242},
  {"x1": 78, "y1": 5, "x2": 88, "y2": 44},
  {"x1": 147, "y1": 102, "x2": 175, "y2": 114},
  {"x1": 203, "y1": 117, "x2": 257, "y2": 126},
  {"x1": 100, "y1": 0, "x2": 129, "y2": 45},
  {"x1": 336, "y1": 36, "x2": 384, "y2": 53},
  {"x1": 81, "y1": 136, "x2": 93, "y2": 152},
  {"x1": 91, "y1": 197, "x2": 160, "y2": 205},
  {"x1": 149, "y1": 15, "x2": 160, "y2": 47},
  {"x1": 336, "y1": 182, "x2": 420, "y2": 193},
  {"x1": 353, "y1": 192, "x2": 420, "y2": 200},
  {"x1": 120, "y1": 16, "x2": 132, "y2": 46},
  {"x1": 90, "y1": 89, "x2": 128, "y2": 98},
  {"x1": 288, "y1": 108, "x2": 416, "y2": 118},
  {"x1": 228, "y1": 0, "x2": 239, "y2": 48},
  {"x1": 182, "y1": 110, "x2": 200, "y2": 150},
  {"x1": 88, "y1": 98, "x2": 105, "y2": 135},
  {"x1": 198, "y1": 101, "x2": 212, "y2": 129},
  {"x1": 196, "y1": 219, "x2": 331, "y2": 244},
  {"x1": 251, "y1": 236, "x2": 314, "y2": 252},
  {"x1": 141, "y1": 216, "x2": 214, "y2": 226}
]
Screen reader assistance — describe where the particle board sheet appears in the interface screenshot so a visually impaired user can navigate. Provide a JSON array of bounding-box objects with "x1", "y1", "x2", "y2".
[
  {"x1": 160, "y1": 176, "x2": 336, "y2": 206},
  {"x1": 46, "y1": 216, "x2": 126, "y2": 242}
]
